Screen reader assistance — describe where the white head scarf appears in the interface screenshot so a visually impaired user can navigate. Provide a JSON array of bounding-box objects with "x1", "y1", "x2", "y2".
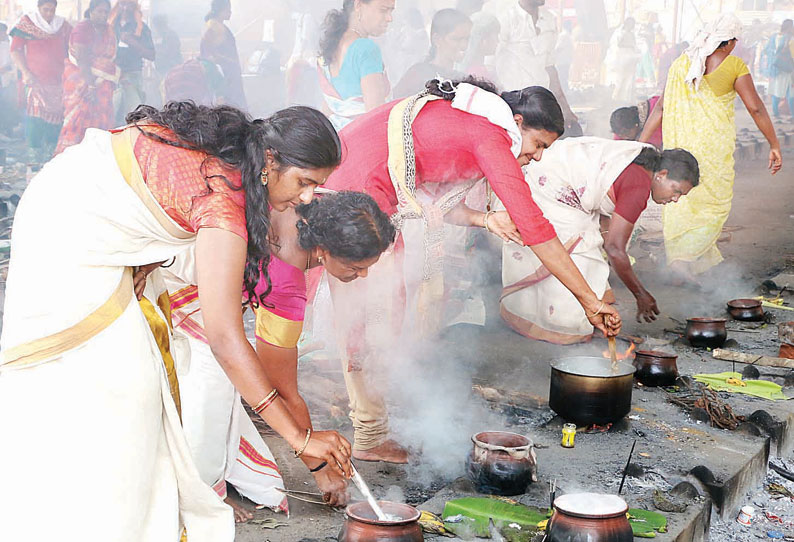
[
  {"x1": 27, "y1": 6, "x2": 65, "y2": 35},
  {"x1": 684, "y1": 13, "x2": 743, "y2": 90}
]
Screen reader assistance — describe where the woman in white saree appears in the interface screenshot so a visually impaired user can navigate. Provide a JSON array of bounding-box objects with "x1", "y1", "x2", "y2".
[
  {"x1": 0, "y1": 102, "x2": 352, "y2": 541},
  {"x1": 501, "y1": 140, "x2": 699, "y2": 344}
]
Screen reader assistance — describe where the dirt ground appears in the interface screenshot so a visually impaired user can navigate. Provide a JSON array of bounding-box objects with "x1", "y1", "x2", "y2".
[
  {"x1": 0, "y1": 109, "x2": 792, "y2": 541},
  {"x1": 232, "y1": 113, "x2": 794, "y2": 541}
]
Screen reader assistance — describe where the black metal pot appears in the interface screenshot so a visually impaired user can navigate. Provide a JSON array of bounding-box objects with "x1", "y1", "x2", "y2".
[
  {"x1": 632, "y1": 350, "x2": 679, "y2": 387},
  {"x1": 685, "y1": 318, "x2": 728, "y2": 348},
  {"x1": 549, "y1": 357, "x2": 635, "y2": 426}
]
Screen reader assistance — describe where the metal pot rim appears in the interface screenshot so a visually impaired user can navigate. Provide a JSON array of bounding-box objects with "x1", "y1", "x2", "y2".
[
  {"x1": 553, "y1": 493, "x2": 629, "y2": 519},
  {"x1": 345, "y1": 501, "x2": 420, "y2": 525},
  {"x1": 550, "y1": 356, "x2": 636, "y2": 378},
  {"x1": 471, "y1": 430, "x2": 533, "y2": 451}
]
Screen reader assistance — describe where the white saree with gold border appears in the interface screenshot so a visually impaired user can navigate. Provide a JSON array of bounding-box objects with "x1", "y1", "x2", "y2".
[{"x1": 0, "y1": 128, "x2": 234, "y2": 541}]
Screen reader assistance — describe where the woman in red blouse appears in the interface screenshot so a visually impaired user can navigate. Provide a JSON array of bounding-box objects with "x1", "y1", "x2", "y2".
[{"x1": 320, "y1": 78, "x2": 622, "y2": 463}]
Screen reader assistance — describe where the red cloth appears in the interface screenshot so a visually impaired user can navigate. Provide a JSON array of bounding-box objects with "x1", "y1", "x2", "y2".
[
  {"x1": 325, "y1": 99, "x2": 557, "y2": 246},
  {"x1": 131, "y1": 125, "x2": 248, "y2": 241},
  {"x1": 612, "y1": 163, "x2": 651, "y2": 224},
  {"x1": 645, "y1": 95, "x2": 663, "y2": 149},
  {"x1": 10, "y1": 17, "x2": 70, "y2": 86}
]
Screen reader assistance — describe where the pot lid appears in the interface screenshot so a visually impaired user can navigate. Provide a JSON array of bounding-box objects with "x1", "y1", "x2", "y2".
[
  {"x1": 550, "y1": 356, "x2": 635, "y2": 378},
  {"x1": 554, "y1": 493, "x2": 628, "y2": 518}
]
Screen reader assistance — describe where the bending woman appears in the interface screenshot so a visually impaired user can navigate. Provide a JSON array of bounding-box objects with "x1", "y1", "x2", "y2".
[
  {"x1": 0, "y1": 102, "x2": 351, "y2": 541},
  {"x1": 502, "y1": 142, "x2": 699, "y2": 344},
  {"x1": 319, "y1": 78, "x2": 622, "y2": 463},
  {"x1": 318, "y1": 0, "x2": 394, "y2": 129},
  {"x1": 639, "y1": 14, "x2": 781, "y2": 279},
  {"x1": 162, "y1": 191, "x2": 396, "y2": 519}
]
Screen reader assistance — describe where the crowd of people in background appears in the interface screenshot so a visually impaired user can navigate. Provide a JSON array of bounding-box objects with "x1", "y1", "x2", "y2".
[{"x1": 0, "y1": 0, "x2": 791, "y2": 165}]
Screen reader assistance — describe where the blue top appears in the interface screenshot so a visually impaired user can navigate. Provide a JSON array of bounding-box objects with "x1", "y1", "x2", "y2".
[{"x1": 330, "y1": 38, "x2": 384, "y2": 99}]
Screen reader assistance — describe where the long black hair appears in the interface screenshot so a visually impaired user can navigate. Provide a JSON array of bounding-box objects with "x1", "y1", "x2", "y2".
[
  {"x1": 425, "y1": 76, "x2": 565, "y2": 135},
  {"x1": 427, "y1": 8, "x2": 470, "y2": 62},
  {"x1": 296, "y1": 191, "x2": 396, "y2": 261},
  {"x1": 126, "y1": 101, "x2": 341, "y2": 306},
  {"x1": 205, "y1": 0, "x2": 230, "y2": 22},
  {"x1": 632, "y1": 147, "x2": 700, "y2": 186},
  {"x1": 84, "y1": 0, "x2": 110, "y2": 18},
  {"x1": 320, "y1": 0, "x2": 372, "y2": 65}
]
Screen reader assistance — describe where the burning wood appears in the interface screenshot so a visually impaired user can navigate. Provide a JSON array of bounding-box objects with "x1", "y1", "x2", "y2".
[{"x1": 602, "y1": 342, "x2": 636, "y2": 361}]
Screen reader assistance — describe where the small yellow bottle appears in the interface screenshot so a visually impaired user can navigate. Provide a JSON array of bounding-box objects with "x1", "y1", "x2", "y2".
[{"x1": 561, "y1": 423, "x2": 577, "y2": 448}]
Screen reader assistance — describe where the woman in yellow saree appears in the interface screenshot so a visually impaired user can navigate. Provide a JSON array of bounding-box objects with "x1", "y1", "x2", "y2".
[{"x1": 639, "y1": 14, "x2": 782, "y2": 279}]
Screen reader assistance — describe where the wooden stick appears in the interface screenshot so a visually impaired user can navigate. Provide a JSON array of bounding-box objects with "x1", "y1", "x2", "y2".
[{"x1": 712, "y1": 348, "x2": 794, "y2": 369}]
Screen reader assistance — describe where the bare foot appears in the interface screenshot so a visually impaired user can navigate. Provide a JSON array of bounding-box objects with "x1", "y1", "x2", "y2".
[
  {"x1": 353, "y1": 439, "x2": 408, "y2": 465},
  {"x1": 353, "y1": 439, "x2": 409, "y2": 464},
  {"x1": 224, "y1": 495, "x2": 254, "y2": 523}
]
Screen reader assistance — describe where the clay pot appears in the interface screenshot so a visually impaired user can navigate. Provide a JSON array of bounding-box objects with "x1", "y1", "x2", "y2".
[
  {"x1": 338, "y1": 501, "x2": 423, "y2": 542},
  {"x1": 546, "y1": 493, "x2": 633, "y2": 542},
  {"x1": 549, "y1": 357, "x2": 635, "y2": 426},
  {"x1": 685, "y1": 318, "x2": 727, "y2": 348},
  {"x1": 466, "y1": 431, "x2": 537, "y2": 496},
  {"x1": 727, "y1": 299, "x2": 764, "y2": 321},
  {"x1": 632, "y1": 350, "x2": 679, "y2": 387}
]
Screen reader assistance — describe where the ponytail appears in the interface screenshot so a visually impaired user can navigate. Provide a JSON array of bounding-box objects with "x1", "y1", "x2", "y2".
[
  {"x1": 631, "y1": 146, "x2": 661, "y2": 171},
  {"x1": 319, "y1": 0, "x2": 355, "y2": 65},
  {"x1": 501, "y1": 86, "x2": 564, "y2": 135},
  {"x1": 126, "y1": 102, "x2": 341, "y2": 307}
]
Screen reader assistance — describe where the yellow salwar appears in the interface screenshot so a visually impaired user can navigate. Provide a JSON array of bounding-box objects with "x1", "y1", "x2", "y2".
[{"x1": 661, "y1": 54, "x2": 749, "y2": 273}]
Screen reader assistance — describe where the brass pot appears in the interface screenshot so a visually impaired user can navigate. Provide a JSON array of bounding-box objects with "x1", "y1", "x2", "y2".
[
  {"x1": 338, "y1": 501, "x2": 423, "y2": 542},
  {"x1": 547, "y1": 493, "x2": 633, "y2": 542}
]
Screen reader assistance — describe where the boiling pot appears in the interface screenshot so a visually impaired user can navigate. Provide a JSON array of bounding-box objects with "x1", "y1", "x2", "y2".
[
  {"x1": 466, "y1": 431, "x2": 537, "y2": 496},
  {"x1": 546, "y1": 493, "x2": 633, "y2": 542},
  {"x1": 549, "y1": 357, "x2": 635, "y2": 426},
  {"x1": 727, "y1": 299, "x2": 764, "y2": 321},
  {"x1": 685, "y1": 318, "x2": 727, "y2": 348},
  {"x1": 338, "y1": 501, "x2": 423, "y2": 542}
]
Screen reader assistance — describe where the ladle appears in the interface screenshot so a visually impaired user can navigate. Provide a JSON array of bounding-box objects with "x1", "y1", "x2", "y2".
[{"x1": 351, "y1": 465, "x2": 389, "y2": 521}]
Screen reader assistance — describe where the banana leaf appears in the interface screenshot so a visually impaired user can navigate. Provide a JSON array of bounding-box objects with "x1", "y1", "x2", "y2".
[
  {"x1": 628, "y1": 508, "x2": 667, "y2": 538},
  {"x1": 442, "y1": 497, "x2": 547, "y2": 538}
]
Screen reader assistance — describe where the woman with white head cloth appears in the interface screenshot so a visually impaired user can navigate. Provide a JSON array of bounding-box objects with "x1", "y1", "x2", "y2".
[{"x1": 639, "y1": 13, "x2": 782, "y2": 282}]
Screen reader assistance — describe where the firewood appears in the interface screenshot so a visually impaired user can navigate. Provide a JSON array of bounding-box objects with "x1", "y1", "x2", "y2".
[{"x1": 711, "y1": 348, "x2": 794, "y2": 369}]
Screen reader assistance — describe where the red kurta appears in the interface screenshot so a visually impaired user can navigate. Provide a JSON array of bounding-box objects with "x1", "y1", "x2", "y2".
[{"x1": 325, "y1": 99, "x2": 557, "y2": 246}]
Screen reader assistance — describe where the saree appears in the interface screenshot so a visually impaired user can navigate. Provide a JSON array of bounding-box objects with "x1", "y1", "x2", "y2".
[
  {"x1": 500, "y1": 137, "x2": 647, "y2": 344},
  {"x1": 661, "y1": 54, "x2": 740, "y2": 273},
  {"x1": 317, "y1": 58, "x2": 366, "y2": 131},
  {"x1": 0, "y1": 128, "x2": 233, "y2": 540},
  {"x1": 55, "y1": 21, "x2": 119, "y2": 154},
  {"x1": 160, "y1": 251, "x2": 289, "y2": 513}
]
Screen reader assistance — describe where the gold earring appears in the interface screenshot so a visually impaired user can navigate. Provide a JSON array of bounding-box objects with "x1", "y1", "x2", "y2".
[{"x1": 260, "y1": 169, "x2": 269, "y2": 186}]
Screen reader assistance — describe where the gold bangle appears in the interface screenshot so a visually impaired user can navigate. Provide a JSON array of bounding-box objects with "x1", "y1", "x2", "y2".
[
  {"x1": 294, "y1": 428, "x2": 312, "y2": 458},
  {"x1": 483, "y1": 211, "x2": 495, "y2": 233},
  {"x1": 588, "y1": 300, "x2": 605, "y2": 318},
  {"x1": 253, "y1": 389, "x2": 278, "y2": 414}
]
